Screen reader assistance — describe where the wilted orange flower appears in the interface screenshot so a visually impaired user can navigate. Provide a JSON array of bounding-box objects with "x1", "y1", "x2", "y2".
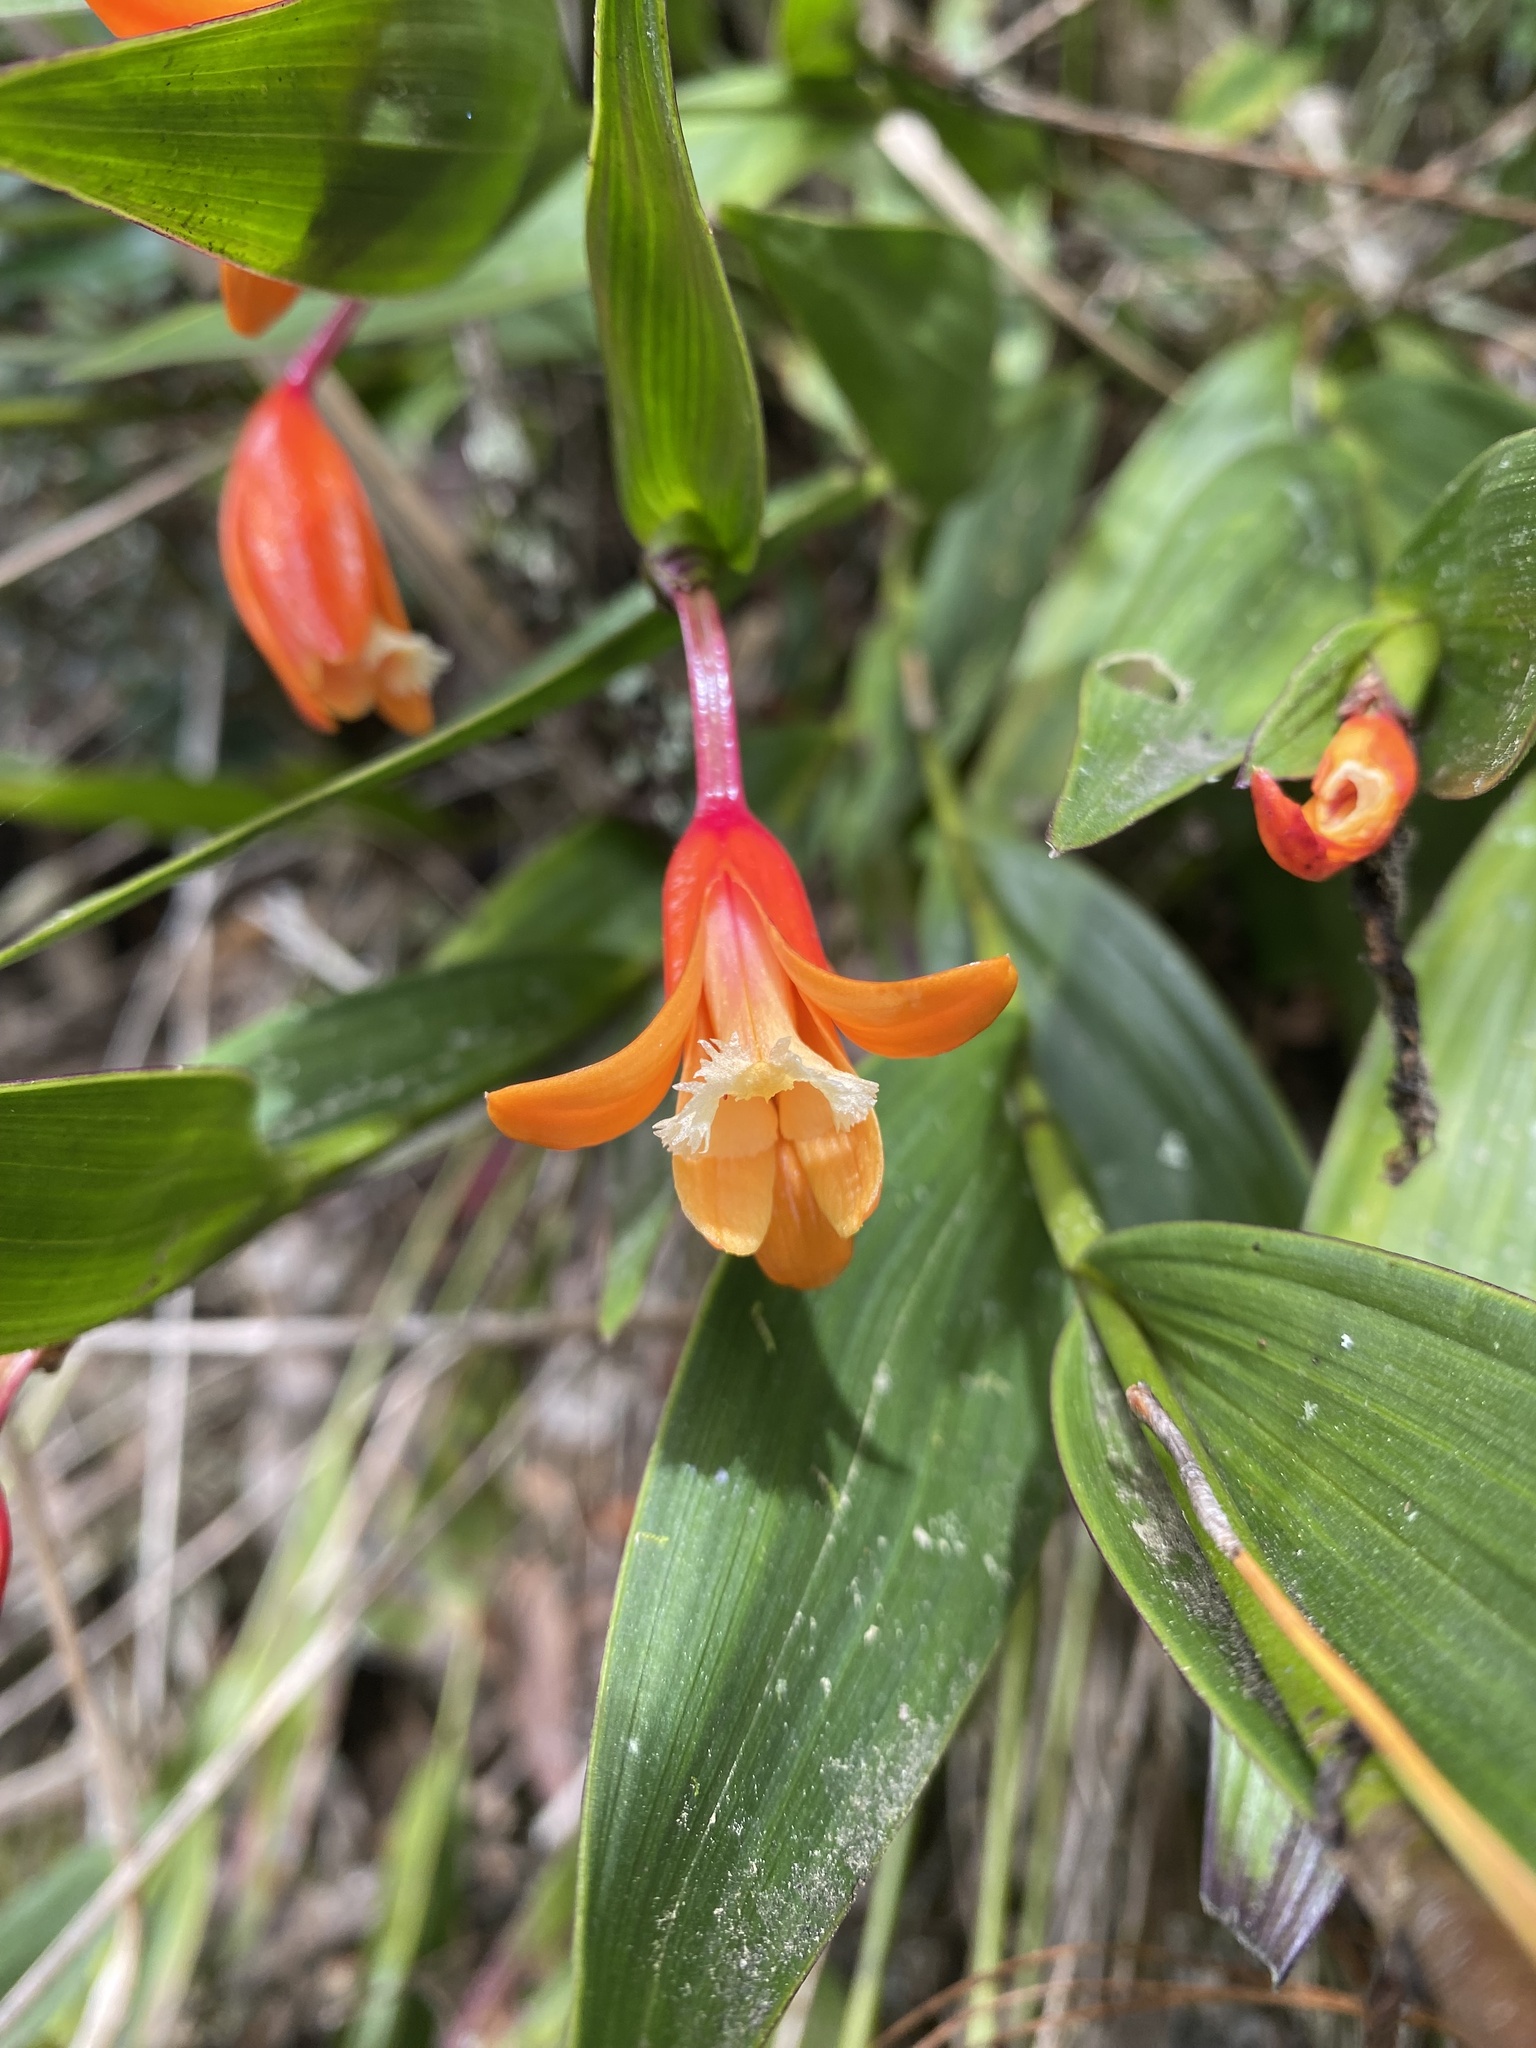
[
  {"x1": 220, "y1": 383, "x2": 447, "y2": 735},
  {"x1": 1250, "y1": 711, "x2": 1417, "y2": 882},
  {"x1": 86, "y1": 0, "x2": 300, "y2": 337},
  {"x1": 486, "y1": 583, "x2": 1016, "y2": 1288}
]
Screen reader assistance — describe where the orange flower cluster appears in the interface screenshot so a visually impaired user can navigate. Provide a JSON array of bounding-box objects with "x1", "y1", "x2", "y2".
[{"x1": 1250, "y1": 711, "x2": 1418, "y2": 882}]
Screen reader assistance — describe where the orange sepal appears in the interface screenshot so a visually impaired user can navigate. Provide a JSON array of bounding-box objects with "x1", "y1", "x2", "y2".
[
  {"x1": 485, "y1": 927, "x2": 705, "y2": 1151},
  {"x1": 1251, "y1": 712, "x2": 1417, "y2": 883},
  {"x1": 755, "y1": 1142, "x2": 854, "y2": 1291},
  {"x1": 768, "y1": 935, "x2": 1018, "y2": 1058},
  {"x1": 220, "y1": 264, "x2": 300, "y2": 339}
]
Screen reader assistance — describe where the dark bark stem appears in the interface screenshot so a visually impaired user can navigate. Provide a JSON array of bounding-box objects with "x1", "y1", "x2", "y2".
[{"x1": 1349, "y1": 831, "x2": 1437, "y2": 1183}]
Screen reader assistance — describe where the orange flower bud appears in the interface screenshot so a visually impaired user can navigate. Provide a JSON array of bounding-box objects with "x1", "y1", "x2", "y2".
[
  {"x1": 219, "y1": 385, "x2": 447, "y2": 735},
  {"x1": 219, "y1": 264, "x2": 300, "y2": 339},
  {"x1": 1250, "y1": 711, "x2": 1417, "y2": 882}
]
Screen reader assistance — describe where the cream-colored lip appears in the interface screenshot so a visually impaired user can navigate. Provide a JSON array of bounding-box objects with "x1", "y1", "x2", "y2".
[{"x1": 653, "y1": 1032, "x2": 878, "y2": 1158}]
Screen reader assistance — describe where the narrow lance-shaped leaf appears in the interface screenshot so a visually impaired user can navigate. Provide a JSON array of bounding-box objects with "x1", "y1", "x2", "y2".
[
  {"x1": 572, "y1": 1030, "x2": 1063, "y2": 2047},
  {"x1": 0, "y1": 0, "x2": 569, "y2": 294},
  {"x1": 588, "y1": 0, "x2": 766, "y2": 568}
]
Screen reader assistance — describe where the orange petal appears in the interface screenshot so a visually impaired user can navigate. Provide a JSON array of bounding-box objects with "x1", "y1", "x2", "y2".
[
  {"x1": 218, "y1": 471, "x2": 337, "y2": 733},
  {"x1": 767, "y1": 930, "x2": 1017, "y2": 1058},
  {"x1": 485, "y1": 927, "x2": 704, "y2": 1151},
  {"x1": 793, "y1": 1109, "x2": 883, "y2": 1239},
  {"x1": 1251, "y1": 768, "x2": 1347, "y2": 882},
  {"x1": 755, "y1": 1142, "x2": 854, "y2": 1291},
  {"x1": 1306, "y1": 711, "x2": 1417, "y2": 860},
  {"x1": 219, "y1": 265, "x2": 300, "y2": 339},
  {"x1": 673, "y1": 1143, "x2": 777, "y2": 1255}
]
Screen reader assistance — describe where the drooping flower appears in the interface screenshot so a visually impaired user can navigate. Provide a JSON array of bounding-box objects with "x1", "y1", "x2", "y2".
[
  {"x1": 84, "y1": 0, "x2": 301, "y2": 337},
  {"x1": 1250, "y1": 711, "x2": 1417, "y2": 882},
  {"x1": 486, "y1": 581, "x2": 1016, "y2": 1289},
  {"x1": 219, "y1": 380, "x2": 448, "y2": 735}
]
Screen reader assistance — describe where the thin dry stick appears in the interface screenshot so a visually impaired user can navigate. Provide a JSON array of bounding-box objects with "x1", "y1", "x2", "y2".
[
  {"x1": 312, "y1": 371, "x2": 528, "y2": 686},
  {"x1": 0, "y1": 1743, "x2": 90, "y2": 1830},
  {"x1": 971, "y1": 75, "x2": 1536, "y2": 234},
  {"x1": 876, "y1": 113, "x2": 1184, "y2": 398},
  {"x1": 68, "y1": 1306, "x2": 694, "y2": 1358},
  {"x1": 961, "y1": 0, "x2": 1095, "y2": 77},
  {"x1": 0, "y1": 1384, "x2": 559, "y2": 2039},
  {"x1": 3, "y1": 1443, "x2": 144, "y2": 2047},
  {"x1": 0, "y1": 440, "x2": 231, "y2": 594}
]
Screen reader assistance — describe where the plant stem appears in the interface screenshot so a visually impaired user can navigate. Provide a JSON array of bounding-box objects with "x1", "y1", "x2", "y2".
[
  {"x1": 282, "y1": 298, "x2": 367, "y2": 396},
  {"x1": 1014, "y1": 1517, "x2": 1102, "y2": 1960},
  {"x1": 1014, "y1": 1074, "x2": 1105, "y2": 1271},
  {"x1": 666, "y1": 576, "x2": 744, "y2": 813},
  {"x1": 836, "y1": 1804, "x2": 918, "y2": 2048},
  {"x1": 966, "y1": 1584, "x2": 1038, "y2": 2045}
]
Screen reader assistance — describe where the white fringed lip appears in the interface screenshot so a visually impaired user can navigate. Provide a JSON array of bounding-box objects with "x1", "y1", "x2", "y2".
[{"x1": 654, "y1": 1032, "x2": 878, "y2": 1158}]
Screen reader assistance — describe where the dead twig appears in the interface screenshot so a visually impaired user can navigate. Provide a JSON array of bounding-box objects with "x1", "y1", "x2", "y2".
[
  {"x1": 876, "y1": 113, "x2": 1185, "y2": 398},
  {"x1": 0, "y1": 440, "x2": 232, "y2": 594},
  {"x1": 1349, "y1": 832, "x2": 1437, "y2": 1183},
  {"x1": 960, "y1": 0, "x2": 1096, "y2": 78}
]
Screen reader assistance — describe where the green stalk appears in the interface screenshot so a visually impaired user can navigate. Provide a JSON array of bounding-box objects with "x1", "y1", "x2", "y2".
[
  {"x1": 835, "y1": 1805, "x2": 919, "y2": 2048},
  {"x1": 1013, "y1": 1519, "x2": 1102, "y2": 1961},
  {"x1": 965, "y1": 1585, "x2": 1038, "y2": 2045}
]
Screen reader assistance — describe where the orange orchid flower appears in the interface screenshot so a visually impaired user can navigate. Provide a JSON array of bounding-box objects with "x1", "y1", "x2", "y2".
[
  {"x1": 219, "y1": 375, "x2": 447, "y2": 735},
  {"x1": 1250, "y1": 710, "x2": 1417, "y2": 882},
  {"x1": 487, "y1": 583, "x2": 1017, "y2": 1290},
  {"x1": 85, "y1": 0, "x2": 300, "y2": 338}
]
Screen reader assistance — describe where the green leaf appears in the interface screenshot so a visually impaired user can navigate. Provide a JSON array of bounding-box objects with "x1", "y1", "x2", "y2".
[
  {"x1": 973, "y1": 325, "x2": 1304, "y2": 823},
  {"x1": 726, "y1": 209, "x2": 998, "y2": 507},
  {"x1": 1051, "y1": 1311, "x2": 1314, "y2": 1809},
  {"x1": 919, "y1": 376, "x2": 1099, "y2": 749},
  {"x1": 1243, "y1": 611, "x2": 1408, "y2": 781},
  {"x1": 427, "y1": 818, "x2": 666, "y2": 969},
  {"x1": 0, "y1": 462, "x2": 879, "y2": 977},
  {"x1": 0, "y1": 1072, "x2": 281, "y2": 1350},
  {"x1": 573, "y1": 1029, "x2": 1063, "y2": 2047},
  {"x1": 588, "y1": 0, "x2": 766, "y2": 567},
  {"x1": 1175, "y1": 36, "x2": 1318, "y2": 141},
  {"x1": 1333, "y1": 370, "x2": 1536, "y2": 568},
  {"x1": 1080, "y1": 1220, "x2": 1536, "y2": 1871},
  {"x1": 1384, "y1": 428, "x2": 1536, "y2": 796},
  {"x1": 1307, "y1": 772, "x2": 1536, "y2": 1294},
  {"x1": 215, "y1": 952, "x2": 650, "y2": 1179},
  {"x1": 1201, "y1": 1722, "x2": 1342, "y2": 1978},
  {"x1": 0, "y1": 756, "x2": 436, "y2": 841},
  {"x1": 773, "y1": 0, "x2": 860, "y2": 78},
  {"x1": 1049, "y1": 438, "x2": 1371, "y2": 850},
  {"x1": 975, "y1": 833, "x2": 1309, "y2": 1230},
  {"x1": 0, "y1": 0, "x2": 568, "y2": 294},
  {"x1": 56, "y1": 64, "x2": 860, "y2": 383}
]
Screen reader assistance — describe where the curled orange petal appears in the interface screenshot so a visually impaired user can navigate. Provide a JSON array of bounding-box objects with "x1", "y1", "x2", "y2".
[
  {"x1": 486, "y1": 927, "x2": 705, "y2": 1150},
  {"x1": 768, "y1": 934, "x2": 1018, "y2": 1058},
  {"x1": 1252, "y1": 711, "x2": 1417, "y2": 882}
]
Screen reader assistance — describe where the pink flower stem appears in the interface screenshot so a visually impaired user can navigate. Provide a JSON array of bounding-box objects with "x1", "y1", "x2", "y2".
[
  {"x1": 664, "y1": 575, "x2": 744, "y2": 816},
  {"x1": 282, "y1": 297, "x2": 367, "y2": 395}
]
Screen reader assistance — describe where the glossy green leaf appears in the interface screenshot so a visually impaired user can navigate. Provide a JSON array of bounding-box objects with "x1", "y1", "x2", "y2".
[
  {"x1": 0, "y1": 0, "x2": 568, "y2": 294},
  {"x1": 1243, "y1": 612, "x2": 1398, "y2": 781},
  {"x1": 726, "y1": 209, "x2": 997, "y2": 507},
  {"x1": 1308, "y1": 771, "x2": 1536, "y2": 1293},
  {"x1": 214, "y1": 951, "x2": 650, "y2": 1180},
  {"x1": 0, "y1": 463, "x2": 879, "y2": 976},
  {"x1": 1384, "y1": 428, "x2": 1536, "y2": 796},
  {"x1": 974, "y1": 833, "x2": 1309, "y2": 1230},
  {"x1": 1081, "y1": 1220, "x2": 1536, "y2": 1870},
  {"x1": 0, "y1": 756, "x2": 435, "y2": 841},
  {"x1": 588, "y1": 0, "x2": 766, "y2": 567},
  {"x1": 0, "y1": 1072, "x2": 281, "y2": 1350},
  {"x1": 1051, "y1": 1311, "x2": 1313, "y2": 1809},
  {"x1": 58, "y1": 64, "x2": 862, "y2": 383},
  {"x1": 573, "y1": 1029, "x2": 1063, "y2": 2047},
  {"x1": 1050, "y1": 438, "x2": 1371, "y2": 849}
]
